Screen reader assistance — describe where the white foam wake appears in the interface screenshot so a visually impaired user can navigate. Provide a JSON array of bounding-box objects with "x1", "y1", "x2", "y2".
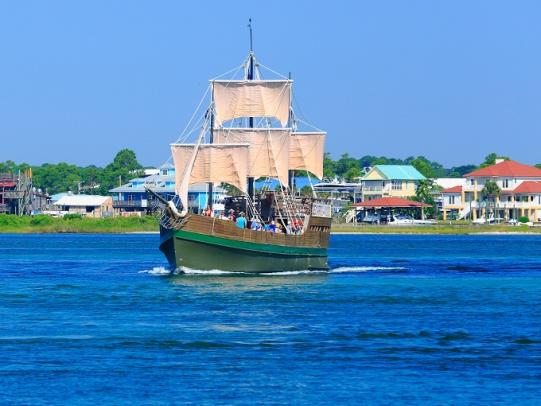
[
  {"x1": 176, "y1": 266, "x2": 239, "y2": 275},
  {"x1": 264, "y1": 270, "x2": 327, "y2": 276},
  {"x1": 139, "y1": 266, "x2": 406, "y2": 276},
  {"x1": 330, "y1": 266, "x2": 406, "y2": 273},
  {"x1": 138, "y1": 266, "x2": 171, "y2": 275}
]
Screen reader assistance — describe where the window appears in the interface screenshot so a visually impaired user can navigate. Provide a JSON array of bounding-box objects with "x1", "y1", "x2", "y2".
[
  {"x1": 503, "y1": 179, "x2": 509, "y2": 188},
  {"x1": 391, "y1": 180, "x2": 403, "y2": 190},
  {"x1": 449, "y1": 196, "x2": 456, "y2": 205}
]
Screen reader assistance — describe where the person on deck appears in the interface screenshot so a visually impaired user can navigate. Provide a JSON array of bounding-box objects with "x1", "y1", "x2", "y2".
[
  {"x1": 250, "y1": 218, "x2": 261, "y2": 231},
  {"x1": 228, "y1": 209, "x2": 236, "y2": 221},
  {"x1": 268, "y1": 221, "x2": 276, "y2": 233},
  {"x1": 236, "y1": 212, "x2": 247, "y2": 229},
  {"x1": 219, "y1": 211, "x2": 229, "y2": 221}
]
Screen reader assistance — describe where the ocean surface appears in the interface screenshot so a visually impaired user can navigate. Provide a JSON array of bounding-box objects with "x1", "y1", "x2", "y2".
[{"x1": 1, "y1": 234, "x2": 541, "y2": 405}]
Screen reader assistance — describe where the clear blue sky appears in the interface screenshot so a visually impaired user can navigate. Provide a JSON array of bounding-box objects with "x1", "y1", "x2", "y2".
[{"x1": 1, "y1": 1, "x2": 540, "y2": 167}]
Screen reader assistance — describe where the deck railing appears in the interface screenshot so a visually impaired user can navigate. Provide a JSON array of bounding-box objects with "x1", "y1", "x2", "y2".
[{"x1": 113, "y1": 200, "x2": 148, "y2": 208}]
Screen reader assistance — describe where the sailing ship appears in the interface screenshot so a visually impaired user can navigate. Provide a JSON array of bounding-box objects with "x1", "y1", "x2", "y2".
[{"x1": 153, "y1": 28, "x2": 332, "y2": 273}]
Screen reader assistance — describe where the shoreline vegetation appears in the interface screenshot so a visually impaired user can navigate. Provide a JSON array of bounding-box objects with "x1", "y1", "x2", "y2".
[
  {"x1": 0, "y1": 214, "x2": 158, "y2": 234},
  {"x1": 0, "y1": 214, "x2": 540, "y2": 235}
]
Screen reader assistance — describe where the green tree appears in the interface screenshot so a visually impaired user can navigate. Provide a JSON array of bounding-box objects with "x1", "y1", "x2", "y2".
[
  {"x1": 323, "y1": 153, "x2": 336, "y2": 179},
  {"x1": 300, "y1": 185, "x2": 313, "y2": 196},
  {"x1": 335, "y1": 153, "x2": 360, "y2": 178},
  {"x1": 80, "y1": 165, "x2": 102, "y2": 193},
  {"x1": 343, "y1": 166, "x2": 362, "y2": 182},
  {"x1": 480, "y1": 153, "x2": 509, "y2": 168},
  {"x1": 32, "y1": 162, "x2": 82, "y2": 194},
  {"x1": 411, "y1": 156, "x2": 436, "y2": 178},
  {"x1": 97, "y1": 149, "x2": 143, "y2": 194},
  {"x1": 481, "y1": 180, "x2": 500, "y2": 219},
  {"x1": 413, "y1": 179, "x2": 439, "y2": 219},
  {"x1": 0, "y1": 160, "x2": 30, "y2": 174},
  {"x1": 535, "y1": 163, "x2": 541, "y2": 170},
  {"x1": 447, "y1": 164, "x2": 477, "y2": 177}
]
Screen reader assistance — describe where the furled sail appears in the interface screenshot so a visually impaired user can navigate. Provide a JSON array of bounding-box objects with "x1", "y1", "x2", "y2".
[
  {"x1": 212, "y1": 80, "x2": 292, "y2": 127},
  {"x1": 171, "y1": 143, "x2": 249, "y2": 212},
  {"x1": 288, "y1": 132, "x2": 326, "y2": 179},
  {"x1": 213, "y1": 128, "x2": 290, "y2": 186}
]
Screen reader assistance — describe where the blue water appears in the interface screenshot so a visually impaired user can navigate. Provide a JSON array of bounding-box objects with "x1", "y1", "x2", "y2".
[{"x1": 1, "y1": 234, "x2": 541, "y2": 405}]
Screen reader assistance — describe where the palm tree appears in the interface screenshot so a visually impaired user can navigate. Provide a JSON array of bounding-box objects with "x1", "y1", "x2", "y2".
[
  {"x1": 415, "y1": 179, "x2": 439, "y2": 219},
  {"x1": 481, "y1": 180, "x2": 500, "y2": 219}
]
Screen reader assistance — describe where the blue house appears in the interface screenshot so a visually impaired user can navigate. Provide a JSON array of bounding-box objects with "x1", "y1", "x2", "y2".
[{"x1": 109, "y1": 164, "x2": 226, "y2": 215}]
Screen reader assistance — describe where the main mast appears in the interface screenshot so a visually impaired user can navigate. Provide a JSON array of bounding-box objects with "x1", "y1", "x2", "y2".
[{"x1": 247, "y1": 18, "x2": 255, "y2": 202}]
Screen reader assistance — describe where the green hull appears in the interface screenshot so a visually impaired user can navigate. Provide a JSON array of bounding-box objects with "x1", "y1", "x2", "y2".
[{"x1": 159, "y1": 227, "x2": 329, "y2": 273}]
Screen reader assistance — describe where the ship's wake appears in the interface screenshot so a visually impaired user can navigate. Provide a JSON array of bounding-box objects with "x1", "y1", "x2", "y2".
[
  {"x1": 139, "y1": 265, "x2": 406, "y2": 276},
  {"x1": 330, "y1": 266, "x2": 406, "y2": 273}
]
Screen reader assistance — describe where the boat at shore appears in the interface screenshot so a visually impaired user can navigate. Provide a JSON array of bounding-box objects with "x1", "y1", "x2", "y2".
[{"x1": 152, "y1": 35, "x2": 331, "y2": 273}]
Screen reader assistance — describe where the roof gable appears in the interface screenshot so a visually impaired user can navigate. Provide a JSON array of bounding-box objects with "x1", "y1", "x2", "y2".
[
  {"x1": 363, "y1": 167, "x2": 386, "y2": 180},
  {"x1": 465, "y1": 160, "x2": 541, "y2": 178},
  {"x1": 373, "y1": 165, "x2": 426, "y2": 181},
  {"x1": 442, "y1": 185, "x2": 462, "y2": 194},
  {"x1": 55, "y1": 195, "x2": 110, "y2": 207},
  {"x1": 512, "y1": 181, "x2": 541, "y2": 194}
]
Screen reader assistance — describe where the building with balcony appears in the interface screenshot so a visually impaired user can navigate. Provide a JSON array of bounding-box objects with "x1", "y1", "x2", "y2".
[
  {"x1": 441, "y1": 159, "x2": 541, "y2": 221},
  {"x1": 109, "y1": 163, "x2": 227, "y2": 215},
  {"x1": 361, "y1": 165, "x2": 425, "y2": 202}
]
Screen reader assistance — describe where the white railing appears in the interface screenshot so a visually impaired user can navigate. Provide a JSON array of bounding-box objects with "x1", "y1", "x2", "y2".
[
  {"x1": 497, "y1": 202, "x2": 532, "y2": 209},
  {"x1": 363, "y1": 186, "x2": 384, "y2": 192}
]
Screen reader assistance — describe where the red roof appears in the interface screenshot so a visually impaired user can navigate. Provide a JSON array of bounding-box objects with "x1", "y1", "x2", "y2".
[
  {"x1": 465, "y1": 160, "x2": 541, "y2": 178},
  {"x1": 352, "y1": 196, "x2": 430, "y2": 208},
  {"x1": 442, "y1": 185, "x2": 462, "y2": 194},
  {"x1": 512, "y1": 181, "x2": 541, "y2": 194}
]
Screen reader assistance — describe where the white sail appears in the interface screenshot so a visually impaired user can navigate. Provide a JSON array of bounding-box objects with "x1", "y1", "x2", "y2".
[
  {"x1": 213, "y1": 128, "x2": 290, "y2": 186},
  {"x1": 289, "y1": 132, "x2": 326, "y2": 179},
  {"x1": 212, "y1": 80, "x2": 292, "y2": 127},
  {"x1": 171, "y1": 143, "x2": 249, "y2": 211}
]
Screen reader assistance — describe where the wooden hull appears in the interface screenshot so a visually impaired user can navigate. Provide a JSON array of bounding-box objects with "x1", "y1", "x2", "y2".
[{"x1": 159, "y1": 214, "x2": 331, "y2": 273}]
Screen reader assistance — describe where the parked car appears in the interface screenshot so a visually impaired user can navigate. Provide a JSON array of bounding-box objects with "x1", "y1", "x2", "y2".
[
  {"x1": 389, "y1": 214, "x2": 415, "y2": 225},
  {"x1": 360, "y1": 213, "x2": 381, "y2": 224}
]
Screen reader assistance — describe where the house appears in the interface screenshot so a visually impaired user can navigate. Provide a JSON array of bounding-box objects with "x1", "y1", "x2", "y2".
[
  {"x1": 434, "y1": 178, "x2": 467, "y2": 215},
  {"x1": 441, "y1": 159, "x2": 541, "y2": 221},
  {"x1": 361, "y1": 165, "x2": 425, "y2": 202},
  {"x1": 0, "y1": 170, "x2": 49, "y2": 215},
  {"x1": 109, "y1": 164, "x2": 176, "y2": 215},
  {"x1": 109, "y1": 163, "x2": 227, "y2": 215},
  {"x1": 54, "y1": 195, "x2": 114, "y2": 218}
]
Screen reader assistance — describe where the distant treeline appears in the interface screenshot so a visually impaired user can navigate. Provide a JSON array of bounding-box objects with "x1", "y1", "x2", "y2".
[
  {"x1": 1, "y1": 150, "x2": 539, "y2": 195},
  {"x1": 0, "y1": 149, "x2": 144, "y2": 195},
  {"x1": 324, "y1": 152, "x2": 541, "y2": 181}
]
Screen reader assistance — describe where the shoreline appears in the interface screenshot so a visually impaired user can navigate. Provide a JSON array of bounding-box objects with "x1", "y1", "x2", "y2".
[
  {"x1": 1, "y1": 229, "x2": 540, "y2": 236},
  {"x1": 1, "y1": 214, "x2": 539, "y2": 235},
  {"x1": 330, "y1": 230, "x2": 541, "y2": 235}
]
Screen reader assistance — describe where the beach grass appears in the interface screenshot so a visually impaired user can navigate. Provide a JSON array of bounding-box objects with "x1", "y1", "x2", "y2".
[
  {"x1": 1, "y1": 214, "x2": 539, "y2": 234},
  {"x1": 331, "y1": 222, "x2": 541, "y2": 234},
  {"x1": 0, "y1": 214, "x2": 159, "y2": 233}
]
